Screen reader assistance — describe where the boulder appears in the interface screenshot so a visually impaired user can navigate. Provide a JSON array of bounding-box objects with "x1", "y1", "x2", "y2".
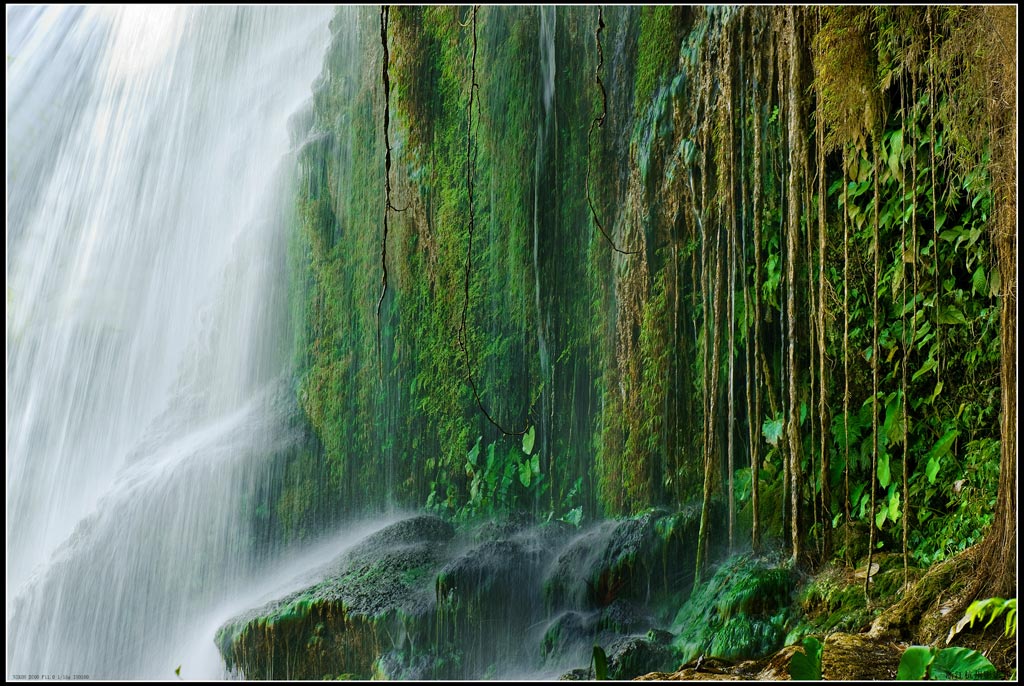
[
  {"x1": 671, "y1": 553, "x2": 795, "y2": 665},
  {"x1": 605, "y1": 633, "x2": 678, "y2": 679},
  {"x1": 215, "y1": 516, "x2": 454, "y2": 680},
  {"x1": 821, "y1": 632, "x2": 903, "y2": 680},
  {"x1": 544, "y1": 505, "x2": 721, "y2": 612}
]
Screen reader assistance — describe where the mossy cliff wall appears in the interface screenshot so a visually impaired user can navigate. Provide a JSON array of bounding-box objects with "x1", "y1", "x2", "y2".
[{"x1": 277, "y1": 7, "x2": 1005, "y2": 572}]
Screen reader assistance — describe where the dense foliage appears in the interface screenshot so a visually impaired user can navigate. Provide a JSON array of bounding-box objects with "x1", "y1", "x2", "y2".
[{"x1": 276, "y1": 6, "x2": 1011, "y2": 593}]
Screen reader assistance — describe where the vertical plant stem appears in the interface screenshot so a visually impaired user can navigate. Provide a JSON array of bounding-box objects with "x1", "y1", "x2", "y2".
[
  {"x1": 866, "y1": 137, "x2": 881, "y2": 602},
  {"x1": 785, "y1": 7, "x2": 803, "y2": 565},
  {"x1": 750, "y1": 21, "x2": 764, "y2": 554}
]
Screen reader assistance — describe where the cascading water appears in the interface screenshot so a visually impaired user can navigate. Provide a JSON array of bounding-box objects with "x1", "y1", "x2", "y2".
[
  {"x1": 6, "y1": 6, "x2": 333, "y2": 678},
  {"x1": 533, "y1": 6, "x2": 556, "y2": 464}
]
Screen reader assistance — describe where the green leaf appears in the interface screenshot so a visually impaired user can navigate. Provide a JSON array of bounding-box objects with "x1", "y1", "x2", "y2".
[
  {"x1": 912, "y1": 357, "x2": 937, "y2": 382},
  {"x1": 887, "y1": 129, "x2": 904, "y2": 184},
  {"x1": 883, "y1": 395, "x2": 904, "y2": 446},
  {"x1": 562, "y1": 506, "x2": 583, "y2": 527},
  {"x1": 530, "y1": 453, "x2": 541, "y2": 476},
  {"x1": 928, "y1": 429, "x2": 959, "y2": 464},
  {"x1": 522, "y1": 426, "x2": 536, "y2": 455},
  {"x1": 762, "y1": 416, "x2": 785, "y2": 447},
  {"x1": 972, "y1": 266, "x2": 987, "y2": 296},
  {"x1": 897, "y1": 645, "x2": 935, "y2": 680},
  {"x1": 990, "y1": 267, "x2": 1002, "y2": 297},
  {"x1": 937, "y1": 306, "x2": 967, "y2": 325},
  {"x1": 518, "y1": 460, "x2": 532, "y2": 488},
  {"x1": 878, "y1": 452, "x2": 891, "y2": 489},
  {"x1": 876, "y1": 506, "x2": 888, "y2": 529},
  {"x1": 926, "y1": 456, "x2": 941, "y2": 484},
  {"x1": 593, "y1": 645, "x2": 608, "y2": 681},
  {"x1": 888, "y1": 490, "x2": 900, "y2": 522},
  {"x1": 790, "y1": 637, "x2": 822, "y2": 680},
  {"x1": 892, "y1": 261, "x2": 905, "y2": 301},
  {"x1": 467, "y1": 436, "x2": 481, "y2": 467},
  {"x1": 929, "y1": 647, "x2": 998, "y2": 680}
]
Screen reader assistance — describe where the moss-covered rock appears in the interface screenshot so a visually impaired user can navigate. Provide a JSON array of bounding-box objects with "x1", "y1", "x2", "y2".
[
  {"x1": 544, "y1": 505, "x2": 720, "y2": 611},
  {"x1": 215, "y1": 516, "x2": 454, "y2": 679},
  {"x1": 434, "y1": 533, "x2": 551, "y2": 677},
  {"x1": 820, "y1": 632, "x2": 902, "y2": 680},
  {"x1": 671, "y1": 553, "x2": 795, "y2": 665},
  {"x1": 605, "y1": 633, "x2": 679, "y2": 679}
]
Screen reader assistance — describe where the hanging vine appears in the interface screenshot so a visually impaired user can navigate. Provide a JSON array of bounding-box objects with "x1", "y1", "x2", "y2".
[
  {"x1": 784, "y1": 6, "x2": 803, "y2": 565},
  {"x1": 815, "y1": 7, "x2": 830, "y2": 559},
  {"x1": 750, "y1": 18, "x2": 765, "y2": 554},
  {"x1": 865, "y1": 136, "x2": 881, "y2": 602}
]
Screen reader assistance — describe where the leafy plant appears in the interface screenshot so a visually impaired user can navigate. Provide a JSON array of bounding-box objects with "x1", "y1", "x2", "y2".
[
  {"x1": 948, "y1": 597, "x2": 1017, "y2": 643},
  {"x1": 789, "y1": 636, "x2": 823, "y2": 680},
  {"x1": 592, "y1": 644, "x2": 608, "y2": 681},
  {"x1": 896, "y1": 645, "x2": 998, "y2": 680}
]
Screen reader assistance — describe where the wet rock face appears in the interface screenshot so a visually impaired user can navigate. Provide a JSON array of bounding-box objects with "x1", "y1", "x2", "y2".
[
  {"x1": 606, "y1": 632, "x2": 678, "y2": 679},
  {"x1": 215, "y1": 510, "x2": 719, "y2": 679},
  {"x1": 216, "y1": 515, "x2": 454, "y2": 680},
  {"x1": 543, "y1": 505, "x2": 719, "y2": 611},
  {"x1": 434, "y1": 536, "x2": 547, "y2": 677}
]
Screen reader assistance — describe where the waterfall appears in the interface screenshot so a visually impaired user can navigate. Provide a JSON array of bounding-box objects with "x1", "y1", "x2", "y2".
[
  {"x1": 533, "y1": 6, "x2": 556, "y2": 465},
  {"x1": 6, "y1": 6, "x2": 332, "y2": 678}
]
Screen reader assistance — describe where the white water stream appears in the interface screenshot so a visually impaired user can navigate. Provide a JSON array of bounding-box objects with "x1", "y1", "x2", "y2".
[{"x1": 6, "y1": 6, "x2": 336, "y2": 678}]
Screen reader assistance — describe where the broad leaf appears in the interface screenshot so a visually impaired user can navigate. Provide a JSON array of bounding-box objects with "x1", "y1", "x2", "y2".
[
  {"x1": 929, "y1": 647, "x2": 999, "y2": 680},
  {"x1": 926, "y1": 456, "x2": 941, "y2": 484},
  {"x1": 897, "y1": 645, "x2": 935, "y2": 680},
  {"x1": 972, "y1": 266, "x2": 987, "y2": 296},
  {"x1": 790, "y1": 637, "x2": 822, "y2": 680},
  {"x1": 928, "y1": 429, "x2": 959, "y2": 464},
  {"x1": 467, "y1": 436, "x2": 481, "y2": 467},
  {"x1": 518, "y1": 460, "x2": 532, "y2": 488},
  {"x1": 990, "y1": 267, "x2": 1002, "y2": 297},
  {"x1": 561, "y1": 506, "x2": 583, "y2": 527},
  {"x1": 522, "y1": 426, "x2": 536, "y2": 455},
  {"x1": 937, "y1": 306, "x2": 967, "y2": 326},
  {"x1": 888, "y1": 490, "x2": 900, "y2": 522},
  {"x1": 912, "y1": 357, "x2": 937, "y2": 382},
  {"x1": 762, "y1": 416, "x2": 785, "y2": 447},
  {"x1": 883, "y1": 395, "x2": 904, "y2": 446},
  {"x1": 878, "y1": 452, "x2": 891, "y2": 489}
]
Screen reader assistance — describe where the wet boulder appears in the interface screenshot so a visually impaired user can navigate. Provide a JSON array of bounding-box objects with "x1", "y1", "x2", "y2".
[
  {"x1": 434, "y1": 523, "x2": 562, "y2": 677},
  {"x1": 544, "y1": 504, "x2": 724, "y2": 611},
  {"x1": 671, "y1": 553, "x2": 796, "y2": 665},
  {"x1": 215, "y1": 515, "x2": 454, "y2": 680},
  {"x1": 605, "y1": 633, "x2": 679, "y2": 679}
]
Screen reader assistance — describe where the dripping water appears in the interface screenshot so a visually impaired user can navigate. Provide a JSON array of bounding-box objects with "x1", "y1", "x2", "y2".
[{"x1": 533, "y1": 6, "x2": 556, "y2": 464}]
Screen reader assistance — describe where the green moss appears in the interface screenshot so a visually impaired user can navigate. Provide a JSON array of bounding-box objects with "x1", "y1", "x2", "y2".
[
  {"x1": 634, "y1": 7, "x2": 687, "y2": 116},
  {"x1": 671, "y1": 554, "x2": 795, "y2": 664},
  {"x1": 708, "y1": 615, "x2": 783, "y2": 661},
  {"x1": 280, "y1": 6, "x2": 1002, "y2": 621}
]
